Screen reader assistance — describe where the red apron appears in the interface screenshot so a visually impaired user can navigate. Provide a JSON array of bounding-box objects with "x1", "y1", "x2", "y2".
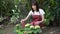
[
  {"x1": 21, "y1": 15, "x2": 44, "y2": 27},
  {"x1": 30, "y1": 15, "x2": 44, "y2": 27}
]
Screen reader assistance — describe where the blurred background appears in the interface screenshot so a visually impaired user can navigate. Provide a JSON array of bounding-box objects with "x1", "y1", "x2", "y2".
[{"x1": 0, "y1": 0, "x2": 60, "y2": 34}]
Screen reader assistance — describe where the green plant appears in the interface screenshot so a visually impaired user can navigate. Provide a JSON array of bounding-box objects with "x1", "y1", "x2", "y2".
[{"x1": 14, "y1": 23, "x2": 42, "y2": 34}]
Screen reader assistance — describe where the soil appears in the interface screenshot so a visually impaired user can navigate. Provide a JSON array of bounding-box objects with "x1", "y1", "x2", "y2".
[{"x1": 0, "y1": 24, "x2": 60, "y2": 34}]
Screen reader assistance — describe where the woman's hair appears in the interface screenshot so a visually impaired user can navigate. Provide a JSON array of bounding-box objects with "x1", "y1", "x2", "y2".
[{"x1": 31, "y1": 1, "x2": 39, "y2": 12}]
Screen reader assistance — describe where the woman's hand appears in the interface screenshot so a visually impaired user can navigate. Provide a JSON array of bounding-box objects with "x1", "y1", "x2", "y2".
[
  {"x1": 35, "y1": 21, "x2": 41, "y2": 25},
  {"x1": 20, "y1": 19, "x2": 25, "y2": 23},
  {"x1": 20, "y1": 13, "x2": 30, "y2": 23}
]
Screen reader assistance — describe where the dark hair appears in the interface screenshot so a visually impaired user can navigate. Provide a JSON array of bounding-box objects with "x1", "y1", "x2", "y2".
[{"x1": 31, "y1": 1, "x2": 39, "y2": 12}]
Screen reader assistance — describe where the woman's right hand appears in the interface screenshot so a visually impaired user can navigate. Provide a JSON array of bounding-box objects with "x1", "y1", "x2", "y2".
[{"x1": 20, "y1": 19, "x2": 25, "y2": 23}]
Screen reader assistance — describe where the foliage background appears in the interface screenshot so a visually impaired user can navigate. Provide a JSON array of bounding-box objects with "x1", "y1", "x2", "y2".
[{"x1": 0, "y1": 0, "x2": 60, "y2": 26}]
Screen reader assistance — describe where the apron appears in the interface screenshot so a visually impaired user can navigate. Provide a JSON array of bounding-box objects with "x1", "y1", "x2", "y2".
[
  {"x1": 21, "y1": 12, "x2": 44, "y2": 27},
  {"x1": 30, "y1": 15, "x2": 44, "y2": 27}
]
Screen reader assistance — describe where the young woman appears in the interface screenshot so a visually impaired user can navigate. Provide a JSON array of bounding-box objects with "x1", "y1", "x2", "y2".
[{"x1": 20, "y1": 2, "x2": 45, "y2": 28}]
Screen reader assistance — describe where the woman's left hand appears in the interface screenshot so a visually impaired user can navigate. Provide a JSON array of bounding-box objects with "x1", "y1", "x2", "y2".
[{"x1": 35, "y1": 21, "x2": 40, "y2": 25}]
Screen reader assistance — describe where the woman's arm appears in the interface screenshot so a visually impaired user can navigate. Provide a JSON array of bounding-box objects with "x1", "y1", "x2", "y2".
[
  {"x1": 20, "y1": 10, "x2": 32, "y2": 22},
  {"x1": 23, "y1": 15, "x2": 30, "y2": 21},
  {"x1": 39, "y1": 9, "x2": 45, "y2": 23},
  {"x1": 20, "y1": 14, "x2": 30, "y2": 23},
  {"x1": 39, "y1": 15, "x2": 45, "y2": 23},
  {"x1": 35, "y1": 9, "x2": 45, "y2": 24}
]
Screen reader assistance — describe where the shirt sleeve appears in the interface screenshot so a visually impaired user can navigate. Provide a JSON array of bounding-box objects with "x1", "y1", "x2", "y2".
[
  {"x1": 27, "y1": 10, "x2": 32, "y2": 17},
  {"x1": 39, "y1": 9, "x2": 45, "y2": 15}
]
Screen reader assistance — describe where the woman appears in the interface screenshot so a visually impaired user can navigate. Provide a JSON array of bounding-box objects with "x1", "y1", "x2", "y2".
[{"x1": 20, "y1": 2, "x2": 45, "y2": 28}]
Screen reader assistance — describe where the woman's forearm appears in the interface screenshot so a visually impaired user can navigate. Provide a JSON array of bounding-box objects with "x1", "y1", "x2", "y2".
[
  {"x1": 24, "y1": 17, "x2": 28, "y2": 21},
  {"x1": 24, "y1": 16, "x2": 29, "y2": 21},
  {"x1": 39, "y1": 15, "x2": 44, "y2": 23},
  {"x1": 39, "y1": 19, "x2": 44, "y2": 23}
]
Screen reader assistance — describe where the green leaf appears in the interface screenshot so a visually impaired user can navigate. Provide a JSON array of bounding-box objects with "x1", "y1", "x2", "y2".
[{"x1": 18, "y1": 31, "x2": 23, "y2": 34}]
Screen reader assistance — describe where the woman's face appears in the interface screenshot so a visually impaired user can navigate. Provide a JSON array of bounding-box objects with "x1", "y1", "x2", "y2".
[{"x1": 32, "y1": 5, "x2": 36, "y2": 11}]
